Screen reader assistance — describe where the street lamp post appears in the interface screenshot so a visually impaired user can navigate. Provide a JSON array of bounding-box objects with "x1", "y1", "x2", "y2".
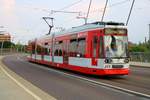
[{"x1": 148, "y1": 24, "x2": 150, "y2": 44}]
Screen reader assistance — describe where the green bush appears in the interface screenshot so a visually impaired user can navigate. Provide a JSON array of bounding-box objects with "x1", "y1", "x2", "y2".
[
  {"x1": 129, "y1": 45, "x2": 149, "y2": 52},
  {"x1": 0, "y1": 41, "x2": 15, "y2": 48}
]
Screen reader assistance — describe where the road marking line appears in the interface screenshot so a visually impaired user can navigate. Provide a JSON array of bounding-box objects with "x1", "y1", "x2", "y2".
[
  {"x1": 32, "y1": 63, "x2": 150, "y2": 99},
  {"x1": 55, "y1": 69, "x2": 150, "y2": 98},
  {"x1": 0, "y1": 65, "x2": 42, "y2": 100}
]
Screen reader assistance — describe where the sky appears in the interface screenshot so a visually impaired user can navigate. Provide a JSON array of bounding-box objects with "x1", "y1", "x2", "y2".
[{"x1": 0, "y1": 0, "x2": 150, "y2": 44}]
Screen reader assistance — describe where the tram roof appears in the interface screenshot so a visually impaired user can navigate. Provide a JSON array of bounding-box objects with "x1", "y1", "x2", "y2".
[
  {"x1": 33, "y1": 21, "x2": 126, "y2": 41},
  {"x1": 53, "y1": 21, "x2": 126, "y2": 36}
]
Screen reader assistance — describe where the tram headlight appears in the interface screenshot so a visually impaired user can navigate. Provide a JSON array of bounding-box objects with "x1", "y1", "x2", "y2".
[
  {"x1": 124, "y1": 58, "x2": 129, "y2": 63},
  {"x1": 104, "y1": 58, "x2": 112, "y2": 63}
]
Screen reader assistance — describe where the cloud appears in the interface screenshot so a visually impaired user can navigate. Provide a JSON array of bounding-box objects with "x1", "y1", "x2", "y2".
[
  {"x1": 0, "y1": 0, "x2": 21, "y2": 39},
  {"x1": 1, "y1": 0, "x2": 15, "y2": 13}
]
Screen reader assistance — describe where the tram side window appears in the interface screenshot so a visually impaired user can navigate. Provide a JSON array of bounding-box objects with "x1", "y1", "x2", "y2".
[
  {"x1": 44, "y1": 47, "x2": 51, "y2": 55},
  {"x1": 54, "y1": 41, "x2": 63, "y2": 56},
  {"x1": 32, "y1": 45, "x2": 35, "y2": 54},
  {"x1": 58, "y1": 41, "x2": 63, "y2": 56},
  {"x1": 32, "y1": 49, "x2": 35, "y2": 54},
  {"x1": 54, "y1": 49, "x2": 59, "y2": 56},
  {"x1": 77, "y1": 38, "x2": 86, "y2": 57},
  {"x1": 48, "y1": 43, "x2": 52, "y2": 55},
  {"x1": 36, "y1": 45, "x2": 42, "y2": 54},
  {"x1": 69, "y1": 39, "x2": 78, "y2": 57},
  {"x1": 93, "y1": 36, "x2": 98, "y2": 57},
  {"x1": 99, "y1": 36, "x2": 104, "y2": 58},
  {"x1": 59, "y1": 49, "x2": 62, "y2": 56},
  {"x1": 44, "y1": 42, "x2": 50, "y2": 55}
]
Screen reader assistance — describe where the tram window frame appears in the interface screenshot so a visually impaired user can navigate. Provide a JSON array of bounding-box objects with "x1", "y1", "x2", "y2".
[
  {"x1": 59, "y1": 49, "x2": 62, "y2": 56},
  {"x1": 44, "y1": 48, "x2": 49, "y2": 55},
  {"x1": 77, "y1": 38, "x2": 86, "y2": 57},
  {"x1": 54, "y1": 49, "x2": 59, "y2": 56},
  {"x1": 36, "y1": 45, "x2": 42, "y2": 54},
  {"x1": 44, "y1": 42, "x2": 50, "y2": 55},
  {"x1": 58, "y1": 41, "x2": 63, "y2": 56},
  {"x1": 69, "y1": 39, "x2": 78, "y2": 57},
  {"x1": 93, "y1": 36, "x2": 98, "y2": 58},
  {"x1": 32, "y1": 44, "x2": 35, "y2": 54},
  {"x1": 46, "y1": 43, "x2": 52, "y2": 55},
  {"x1": 54, "y1": 40, "x2": 63, "y2": 56},
  {"x1": 99, "y1": 36, "x2": 104, "y2": 58}
]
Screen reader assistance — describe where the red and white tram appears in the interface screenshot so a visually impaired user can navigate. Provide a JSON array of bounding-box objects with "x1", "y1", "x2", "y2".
[{"x1": 27, "y1": 22, "x2": 129, "y2": 76}]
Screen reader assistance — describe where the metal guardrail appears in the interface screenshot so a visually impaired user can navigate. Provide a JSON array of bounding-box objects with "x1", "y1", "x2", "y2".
[{"x1": 130, "y1": 52, "x2": 150, "y2": 62}]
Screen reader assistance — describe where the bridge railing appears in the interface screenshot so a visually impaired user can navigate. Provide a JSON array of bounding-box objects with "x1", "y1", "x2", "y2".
[
  {"x1": 1, "y1": 49, "x2": 150, "y2": 63},
  {"x1": 130, "y1": 52, "x2": 150, "y2": 62},
  {"x1": 0, "y1": 48, "x2": 18, "y2": 55}
]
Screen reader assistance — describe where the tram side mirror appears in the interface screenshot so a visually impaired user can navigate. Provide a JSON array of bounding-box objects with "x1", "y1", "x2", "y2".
[{"x1": 77, "y1": 54, "x2": 80, "y2": 57}]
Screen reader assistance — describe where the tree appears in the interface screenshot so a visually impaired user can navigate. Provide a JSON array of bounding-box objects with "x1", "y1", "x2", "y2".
[
  {"x1": 129, "y1": 42, "x2": 149, "y2": 52},
  {"x1": 0, "y1": 41, "x2": 15, "y2": 48}
]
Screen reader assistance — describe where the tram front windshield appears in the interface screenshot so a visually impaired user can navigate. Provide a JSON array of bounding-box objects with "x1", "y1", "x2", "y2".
[{"x1": 104, "y1": 28, "x2": 128, "y2": 58}]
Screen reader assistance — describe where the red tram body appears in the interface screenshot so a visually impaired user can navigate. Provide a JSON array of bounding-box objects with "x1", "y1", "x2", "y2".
[{"x1": 27, "y1": 22, "x2": 129, "y2": 76}]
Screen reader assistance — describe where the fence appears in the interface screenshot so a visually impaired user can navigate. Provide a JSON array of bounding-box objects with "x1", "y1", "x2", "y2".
[
  {"x1": 0, "y1": 48, "x2": 18, "y2": 55},
  {"x1": 0, "y1": 49, "x2": 150, "y2": 62},
  {"x1": 130, "y1": 52, "x2": 150, "y2": 62}
]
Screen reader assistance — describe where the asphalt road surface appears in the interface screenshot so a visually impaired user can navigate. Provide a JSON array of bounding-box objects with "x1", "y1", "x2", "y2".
[{"x1": 2, "y1": 54, "x2": 150, "y2": 100}]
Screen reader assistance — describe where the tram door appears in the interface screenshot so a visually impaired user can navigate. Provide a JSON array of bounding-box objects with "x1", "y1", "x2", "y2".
[
  {"x1": 92, "y1": 35, "x2": 99, "y2": 66},
  {"x1": 63, "y1": 40, "x2": 69, "y2": 64}
]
